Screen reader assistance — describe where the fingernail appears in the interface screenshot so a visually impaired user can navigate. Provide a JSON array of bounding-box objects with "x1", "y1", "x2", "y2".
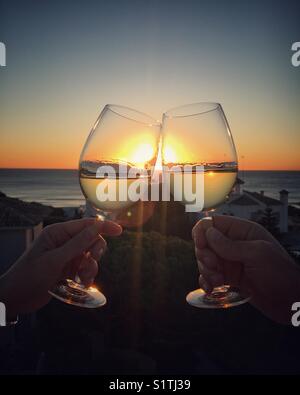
[{"x1": 96, "y1": 220, "x2": 122, "y2": 235}]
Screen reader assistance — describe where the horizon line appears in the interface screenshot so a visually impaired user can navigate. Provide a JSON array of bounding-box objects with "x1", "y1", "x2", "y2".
[{"x1": 1, "y1": 167, "x2": 300, "y2": 172}]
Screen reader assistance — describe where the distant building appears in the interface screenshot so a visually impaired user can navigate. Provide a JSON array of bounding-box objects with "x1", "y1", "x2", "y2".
[{"x1": 215, "y1": 178, "x2": 289, "y2": 233}]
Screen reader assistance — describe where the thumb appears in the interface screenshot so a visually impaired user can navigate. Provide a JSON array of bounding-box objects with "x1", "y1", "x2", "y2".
[
  {"x1": 206, "y1": 226, "x2": 251, "y2": 262},
  {"x1": 54, "y1": 220, "x2": 122, "y2": 264}
]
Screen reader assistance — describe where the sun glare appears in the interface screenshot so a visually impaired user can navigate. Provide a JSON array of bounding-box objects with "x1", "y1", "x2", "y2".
[
  {"x1": 163, "y1": 146, "x2": 178, "y2": 164},
  {"x1": 131, "y1": 142, "x2": 155, "y2": 165}
]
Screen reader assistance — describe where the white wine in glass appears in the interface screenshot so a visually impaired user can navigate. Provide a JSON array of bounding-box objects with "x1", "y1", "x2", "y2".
[
  {"x1": 168, "y1": 166, "x2": 238, "y2": 211},
  {"x1": 79, "y1": 163, "x2": 152, "y2": 213}
]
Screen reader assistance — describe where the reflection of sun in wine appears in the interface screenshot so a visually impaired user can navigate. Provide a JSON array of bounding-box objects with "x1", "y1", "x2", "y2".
[
  {"x1": 162, "y1": 135, "x2": 193, "y2": 164},
  {"x1": 163, "y1": 146, "x2": 177, "y2": 164},
  {"x1": 131, "y1": 143, "x2": 154, "y2": 165},
  {"x1": 109, "y1": 130, "x2": 158, "y2": 168}
]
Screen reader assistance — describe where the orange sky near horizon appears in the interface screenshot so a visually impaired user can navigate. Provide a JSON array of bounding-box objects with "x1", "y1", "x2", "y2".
[
  {"x1": 1, "y1": 106, "x2": 299, "y2": 171},
  {"x1": 1, "y1": 1, "x2": 299, "y2": 171},
  {"x1": 0, "y1": 141, "x2": 299, "y2": 171}
]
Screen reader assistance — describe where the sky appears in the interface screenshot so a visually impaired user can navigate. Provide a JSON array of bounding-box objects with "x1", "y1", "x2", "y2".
[{"x1": 0, "y1": 0, "x2": 299, "y2": 170}]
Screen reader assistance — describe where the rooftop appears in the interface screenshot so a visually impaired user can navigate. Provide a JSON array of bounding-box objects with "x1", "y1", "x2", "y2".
[
  {"x1": 244, "y1": 191, "x2": 282, "y2": 206},
  {"x1": 229, "y1": 194, "x2": 260, "y2": 206}
]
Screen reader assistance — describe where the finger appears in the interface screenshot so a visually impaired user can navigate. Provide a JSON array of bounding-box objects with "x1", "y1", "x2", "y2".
[
  {"x1": 197, "y1": 258, "x2": 211, "y2": 276},
  {"x1": 196, "y1": 258, "x2": 204, "y2": 273},
  {"x1": 199, "y1": 274, "x2": 213, "y2": 293},
  {"x1": 192, "y1": 217, "x2": 213, "y2": 249},
  {"x1": 196, "y1": 245, "x2": 242, "y2": 288},
  {"x1": 206, "y1": 226, "x2": 254, "y2": 262},
  {"x1": 222, "y1": 259, "x2": 243, "y2": 288},
  {"x1": 212, "y1": 214, "x2": 274, "y2": 242},
  {"x1": 41, "y1": 218, "x2": 122, "y2": 252},
  {"x1": 47, "y1": 218, "x2": 122, "y2": 243},
  {"x1": 54, "y1": 220, "x2": 121, "y2": 264},
  {"x1": 196, "y1": 257, "x2": 217, "y2": 277},
  {"x1": 197, "y1": 257, "x2": 225, "y2": 288},
  {"x1": 195, "y1": 247, "x2": 220, "y2": 272},
  {"x1": 78, "y1": 253, "x2": 98, "y2": 287},
  {"x1": 63, "y1": 255, "x2": 82, "y2": 280},
  {"x1": 46, "y1": 218, "x2": 97, "y2": 238},
  {"x1": 203, "y1": 271, "x2": 225, "y2": 288},
  {"x1": 96, "y1": 219, "x2": 123, "y2": 236},
  {"x1": 89, "y1": 237, "x2": 106, "y2": 261}
]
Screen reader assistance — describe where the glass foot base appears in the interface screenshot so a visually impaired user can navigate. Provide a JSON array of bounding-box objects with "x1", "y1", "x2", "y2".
[
  {"x1": 186, "y1": 286, "x2": 250, "y2": 309},
  {"x1": 49, "y1": 279, "x2": 106, "y2": 308}
]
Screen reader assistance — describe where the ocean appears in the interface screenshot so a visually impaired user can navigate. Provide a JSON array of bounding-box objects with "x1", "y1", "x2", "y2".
[
  {"x1": 0, "y1": 169, "x2": 84, "y2": 207},
  {"x1": 0, "y1": 169, "x2": 300, "y2": 208}
]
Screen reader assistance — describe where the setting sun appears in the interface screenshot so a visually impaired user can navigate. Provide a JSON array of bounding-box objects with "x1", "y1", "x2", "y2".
[
  {"x1": 163, "y1": 146, "x2": 178, "y2": 164},
  {"x1": 131, "y1": 143, "x2": 155, "y2": 166}
]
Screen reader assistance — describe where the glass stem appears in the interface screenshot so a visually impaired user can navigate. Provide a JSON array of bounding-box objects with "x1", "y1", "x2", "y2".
[{"x1": 74, "y1": 274, "x2": 85, "y2": 288}]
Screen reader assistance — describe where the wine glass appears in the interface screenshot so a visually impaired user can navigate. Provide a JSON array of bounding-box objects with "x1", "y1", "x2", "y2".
[
  {"x1": 50, "y1": 104, "x2": 161, "y2": 308},
  {"x1": 161, "y1": 102, "x2": 250, "y2": 308}
]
